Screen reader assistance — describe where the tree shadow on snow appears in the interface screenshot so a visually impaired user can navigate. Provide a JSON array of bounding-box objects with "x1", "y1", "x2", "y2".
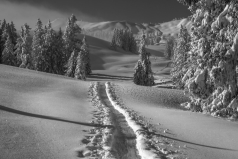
[
  {"x1": 0, "y1": 105, "x2": 114, "y2": 128},
  {"x1": 152, "y1": 132, "x2": 238, "y2": 151},
  {"x1": 88, "y1": 73, "x2": 132, "y2": 81}
]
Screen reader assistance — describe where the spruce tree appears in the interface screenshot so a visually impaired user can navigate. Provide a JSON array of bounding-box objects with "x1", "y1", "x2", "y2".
[
  {"x1": 133, "y1": 34, "x2": 154, "y2": 86},
  {"x1": 0, "y1": 19, "x2": 7, "y2": 58},
  {"x1": 43, "y1": 20, "x2": 57, "y2": 73},
  {"x1": 9, "y1": 21, "x2": 17, "y2": 46},
  {"x1": 32, "y1": 19, "x2": 45, "y2": 71},
  {"x1": 63, "y1": 14, "x2": 82, "y2": 63},
  {"x1": 19, "y1": 24, "x2": 33, "y2": 69},
  {"x1": 128, "y1": 30, "x2": 137, "y2": 53},
  {"x1": 171, "y1": 25, "x2": 190, "y2": 89},
  {"x1": 15, "y1": 26, "x2": 24, "y2": 66},
  {"x1": 178, "y1": 0, "x2": 238, "y2": 117},
  {"x1": 82, "y1": 36, "x2": 91, "y2": 75},
  {"x1": 65, "y1": 49, "x2": 78, "y2": 77},
  {"x1": 2, "y1": 33, "x2": 16, "y2": 66},
  {"x1": 74, "y1": 48, "x2": 86, "y2": 80},
  {"x1": 165, "y1": 35, "x2": 176, "y2": 59},
  {"x1": 55, "y1": 28, "x2": 65, "y2": 75},
  {"x1": 110, "y1": 28, "x2": 117, "y2": 50}
]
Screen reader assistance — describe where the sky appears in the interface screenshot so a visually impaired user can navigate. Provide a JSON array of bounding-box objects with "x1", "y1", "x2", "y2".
[{"x1": 0, "y1": 0, "x2": 191, "y2": 29}]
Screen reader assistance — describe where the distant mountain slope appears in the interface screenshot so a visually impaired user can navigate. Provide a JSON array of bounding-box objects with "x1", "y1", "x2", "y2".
[
  {"x1": 78, "y1": 21, "x2": 162, "y2": 35},
  {"x1": 159, "y1": 18, "x2": 192, "y2": 36}
]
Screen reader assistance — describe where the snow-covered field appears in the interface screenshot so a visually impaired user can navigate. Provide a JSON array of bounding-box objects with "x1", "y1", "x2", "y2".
[
  {"x1": 1, "y1": 27, "x2": 238, "y2": 159},
  {"x1": 114, "y1": 82, "x2": 238, "y2": 159},
  {"x1": 0, "y1": 65, "x2": 95, "y2": 159}
]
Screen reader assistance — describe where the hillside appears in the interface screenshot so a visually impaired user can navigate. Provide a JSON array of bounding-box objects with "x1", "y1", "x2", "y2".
[{"x1": 77, "y1": 34, "x2": 171, "y2": 82}]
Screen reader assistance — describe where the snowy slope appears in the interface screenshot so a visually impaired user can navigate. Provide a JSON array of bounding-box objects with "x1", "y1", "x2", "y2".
[
  {"x1": 0, "y1": 65, "x2": 95, "y2": 159},
  {"x1": 114, "y1": 82, "x2": 238, "y2": 159}
]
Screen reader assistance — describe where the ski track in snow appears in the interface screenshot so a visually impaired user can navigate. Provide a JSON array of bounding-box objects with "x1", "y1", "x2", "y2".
[
  {"x1": 79, "y1": 82, "x2": 187, "y2": 159},
  {"x1": 105, "y1": 82, "x2": 188, "y2": 159}
]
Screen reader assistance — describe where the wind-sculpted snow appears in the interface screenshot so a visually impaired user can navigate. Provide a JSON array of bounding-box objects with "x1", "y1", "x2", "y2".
[{"x1": 106, "y1": 82, "x2": 187, "y2": 159}]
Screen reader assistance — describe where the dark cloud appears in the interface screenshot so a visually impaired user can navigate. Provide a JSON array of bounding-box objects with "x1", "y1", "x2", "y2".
[{"x1": 4, "y1": 0, "x2": 191, "y2": 23}]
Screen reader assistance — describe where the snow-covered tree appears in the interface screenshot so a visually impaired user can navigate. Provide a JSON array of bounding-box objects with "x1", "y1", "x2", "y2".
[
  {"x1": 133, "y1": 34, "x2": 154, "y2": 86},
  {"x1": 110, "y1": 28, "x2": 137, "y2": 53},
  {"x1": 9, "y1": 21, "x2": 17, "y2": 46},
  {"x1": 171, "y1": 25, "x2": 191, "y2": 89},
  {"x1": 2, "y1": 33, "x2": 16, "y2": 66},
  {"x1": 164, "y1": 35, "x2": 176, "y2": 59},
  {"x1": 82, "y1": 36, "x2": 91, "y2": 75},
  {"x1": 19, "y1": 24, "x2": 33, "y2": 69},
  {"x1": 128, "y1": 30, "x2": 137, "y2": 53},
  {"x1": 65, "y1": 49, "x2": 78, "y2": 78},
  {"x1": 110, "y1": 28, "x2": 117, "y2": 50},
  {"x1": 55, "y1": 28, "x2": 65, "y2": 75},
  {"x1": 14, "y1": 26, "x2": 24, "y2": 66},
  {"x1": 43, "y1": 20, "x2": 57, "y2": 73},
  {"x1": 32, "y1": 19, "x2": 45, "y2": 71},
  {"x1": 74, "y1": 49, "x2": 86, "y2": 80},
  {"x1": 63, "y1": 14, "x2": 82, "y2": 63},
  {"x1": 178, "y1": 0, "x2": 238, "y2": 118}
]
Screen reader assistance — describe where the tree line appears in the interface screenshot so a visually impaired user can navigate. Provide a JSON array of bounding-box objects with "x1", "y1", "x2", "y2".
[{"x1": 0, "y1": 14, "x2": 91, "y2": 80}]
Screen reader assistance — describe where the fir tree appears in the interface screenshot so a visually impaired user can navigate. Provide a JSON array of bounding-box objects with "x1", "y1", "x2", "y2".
[
  {"x1": 65, "y1": 49, "x2": 78, "y2": 77},
  {"x1": 9, "y1": 21, "x2": 17, "y2": 46},
  {"x1": 122, "y1": 29, "x2": 129, "y2": 51},
  {"x1": 15, "y1": 26, "x2": 24, "y2": 66},
  {"x1": 74, "y1": 49, "x2": 86, "y2": 80},
  {"x1": 165, "y1": 35, "x2": 176, "y2": 59},
  {"x1": 128, "y1": 30, "x2": 137, "y2": 53},
  {"x1": 0, "y1": 19, "x2": 7, "y2": 59},
  {"x1": 171, "y1": 25, "x2": 190, "y2": 89},
  {"x1": 2, "y1": 33, "x2": 16, "y2": 66},
  {"x1": 63, "y1": 14, "x2": 82, "y2": 63},
  {"x1": 32, "y1": 19, "x2": 45, "y2": 71},
  {"x1": 133, "y1": 34, "x2": 154, "y2": 86},
  {"x1": 81, "y1": 36, "x2": 91, "y2": 75},
  {"x1": 43, "y1": 20, "x2": 57, "y2": 73},
  {"x1": 110, "y1": 28, "x2": 117, "y2": 50},
  {"x1": 19, "y1": 24, "x2": 33, "y2": 69},
  {"x1": 55, "y1": 28, "x2": 65, "y2": 75},
  {"x1": 0, "y1": 20, "x2": 2, "y2": 63},
  {"x1": 178, "y1": 0, "x2": 238, "y2": 117}
]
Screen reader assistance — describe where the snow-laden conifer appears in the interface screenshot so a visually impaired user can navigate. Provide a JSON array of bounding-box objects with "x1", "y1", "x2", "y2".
[
  {"x1": 74, "y1": 48, "x2": 86, "y2": 80},
  {"x1": 63, "y1": 14, "x2": 81, "y2": 63},
  {"x1": 171, "y1": 25, "x2": 190, "y2": 89},
  {"x1": 82, "y1": 36, "x2": 91, "y2": 75},
  {"x1": 133, "y1": 34, "x2": 154, "y2": 86},
  {"x1": 43, "y1": 20, "x2": 57, "y2": 73},
  {"x1": 2, "y1": 33, "x2": 16, "y2": 66},
  {"x1": 110, "y1": 28, "x2": 117, "y2": 50},
  {"x1": 65, "y1": 49, "x2": 78, "y2": 78},
  {"x1": 19, "y1": 24, "x2": 33, "y2": 69},
  {"x1": 15, "y1": 26, "x2": 24, "y2": 66},
  {"x1": 178, "y1": 0, "x2": 238, "y2": 117},
  {"x1": 32, "y1": 19, "x2": 45, "y2": 70}
]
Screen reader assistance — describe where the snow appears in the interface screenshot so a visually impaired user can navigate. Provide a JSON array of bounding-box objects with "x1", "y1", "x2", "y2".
[
  {"x1": 105, "y1": 82, "x2": 158, "y2": 159},
  {"x1": 105, "y1": 82, "x2": 186, "y2": 159},
  {"x1": 0, "y1": 65, "x2": 94, "y2": 159},
  {"x1": 114, "y1": 82, "x2": 238, "y2": 159}
]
